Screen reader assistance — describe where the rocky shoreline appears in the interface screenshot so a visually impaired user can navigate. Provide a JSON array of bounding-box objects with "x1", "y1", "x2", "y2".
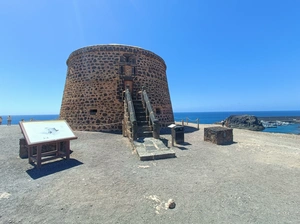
[
  {"x1": 216, "y1": 116, "x2": 300, "y2": 124},
  {"x1": 259, "y1": 116, "x2": 300, "y2": 131},
  {"x1": 224, "y1": 115, "x2": 265, "y2": 131},
  {"x1": 258, "y1": 116, "x2": 300, "y2": 123},
  {"x1": 215, "y1": 115, "x2": 300, "y2": 134}
]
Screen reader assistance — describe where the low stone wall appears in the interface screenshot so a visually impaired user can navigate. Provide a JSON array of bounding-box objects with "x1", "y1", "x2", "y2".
[{"x1": 204, "y1": 127, "x2": 233, "y2": 145}]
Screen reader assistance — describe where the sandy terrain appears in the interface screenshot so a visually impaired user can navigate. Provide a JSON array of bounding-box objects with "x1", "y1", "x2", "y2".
[{"x1": 0, "y1": 124, "x2": 300, "y2": 224}]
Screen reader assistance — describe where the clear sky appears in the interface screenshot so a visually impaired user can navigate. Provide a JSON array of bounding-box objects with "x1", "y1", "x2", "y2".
[{"x1": 0, "y1": 0, "x2": 299, "y2": 115}]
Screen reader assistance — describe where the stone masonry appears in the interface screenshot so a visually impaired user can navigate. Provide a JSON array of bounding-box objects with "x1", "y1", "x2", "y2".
[
  {"x1": 204, "y1": 127, "x2": 233, "y2": 145},
  {"x1": 60, "y1": 44, "x2": 174, "y2": 132}
]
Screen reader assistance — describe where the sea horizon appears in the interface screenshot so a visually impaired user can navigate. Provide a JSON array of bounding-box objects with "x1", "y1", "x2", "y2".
[{"x1": 1, "y1": 110, "x2": 300, "y2": 134}]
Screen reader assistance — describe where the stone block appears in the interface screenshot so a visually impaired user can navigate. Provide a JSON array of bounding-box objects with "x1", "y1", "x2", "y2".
[{"x1": 204, "y1": 127, "x2": 233, "y2": 145}]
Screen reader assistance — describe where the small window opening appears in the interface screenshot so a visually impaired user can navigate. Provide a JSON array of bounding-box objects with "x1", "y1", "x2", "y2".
[
  {"x1": 132, "y1": 67, "x2": 136, "y2": 75},
  {"x1": 120, "y1": 56, "x2": 125, "y2": 62},
  {"x1": 156, "y1": 108, "x2": 161, "y2": 115},
  {"x1": 90, "y1": 109, "x2": 97, "y2": 115}
]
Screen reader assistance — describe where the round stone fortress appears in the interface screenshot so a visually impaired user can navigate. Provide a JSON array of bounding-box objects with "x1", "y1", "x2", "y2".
[{"x1": 60, "y1": 44, "x2": 174, "y2": 132}]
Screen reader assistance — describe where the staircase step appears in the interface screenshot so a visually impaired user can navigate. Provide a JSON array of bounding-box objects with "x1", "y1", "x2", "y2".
[
  {"x1": 137, "y1": 119, "x2": 147, "y2": 123},
  {"x1": 136, "y1": 116, "x2": 147, "y2": 121},
  {"x1": 137, "y1": 131, "x2": 153, "y2": 138},
  {"x1": 135, "y1": 110, "x2": 145, "y2": 114},
  {"x1": 129, "y1": 98, "x2": 153, "y2": 137},
  {"x1": 138, "y1": 126, "x2": 152, "y2": 132},
  {"x1": 137, "y1": 121, "x2": 148, "y2": 126}
]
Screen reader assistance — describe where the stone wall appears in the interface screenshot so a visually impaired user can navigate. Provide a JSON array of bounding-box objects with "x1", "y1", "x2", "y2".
[{"x1": 60, "y1": 44, "x2": 174, "y2": 132}]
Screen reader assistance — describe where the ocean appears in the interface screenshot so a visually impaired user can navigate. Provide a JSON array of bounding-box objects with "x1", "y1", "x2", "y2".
[
  {"x1": 174, "y1": 111, "x2": 300, "y2": 135},
  {"x1": 0, "y1": 115, "x2": 60, "y2": 125},
  {"x1": 1, "y1": 111, "x2": 300, "y2": 134}
]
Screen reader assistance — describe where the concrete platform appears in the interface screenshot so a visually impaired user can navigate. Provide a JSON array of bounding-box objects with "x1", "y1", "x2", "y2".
[{"x1": 133, "y1": 137, "x2": 176, "y2": 161}]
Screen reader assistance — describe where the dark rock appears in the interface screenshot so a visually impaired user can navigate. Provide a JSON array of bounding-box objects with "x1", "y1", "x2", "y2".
[
  {"x1": 225, "y1": 115, "x2": 265, "y2": 131},
  {"x1": 167, "y1": 199, "x2": 176, "y2": 209}
]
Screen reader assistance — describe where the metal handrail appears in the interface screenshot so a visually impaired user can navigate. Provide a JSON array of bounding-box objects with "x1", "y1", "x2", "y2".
[{"x1": 141, "y1": 87, "x2": 160, "y2": 139}]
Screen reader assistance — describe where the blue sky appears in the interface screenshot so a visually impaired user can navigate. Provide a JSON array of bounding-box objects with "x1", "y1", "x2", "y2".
[{"x1": 0, "y1": 0, "x2": 299, "y2": 115}]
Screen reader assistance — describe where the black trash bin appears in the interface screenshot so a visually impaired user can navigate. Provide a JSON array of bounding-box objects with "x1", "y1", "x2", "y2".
[{"x1": 172, "y1": 125, "x2": 184, "y2": 144}]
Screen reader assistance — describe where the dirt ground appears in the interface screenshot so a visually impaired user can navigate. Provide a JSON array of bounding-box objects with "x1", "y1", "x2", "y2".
[{"x1": 0, "y1": 124, "x2": 300, "y2": 224}]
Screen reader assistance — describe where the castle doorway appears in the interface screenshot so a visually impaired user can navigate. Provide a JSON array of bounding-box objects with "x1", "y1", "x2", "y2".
[{"x1": 123, "y1": 76, "x2": 133, "y2": 94}]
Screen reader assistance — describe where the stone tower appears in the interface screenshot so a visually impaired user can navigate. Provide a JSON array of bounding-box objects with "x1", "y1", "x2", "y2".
[{"x1": 60, "y1": 44, "x2": 174, "y2": 132}]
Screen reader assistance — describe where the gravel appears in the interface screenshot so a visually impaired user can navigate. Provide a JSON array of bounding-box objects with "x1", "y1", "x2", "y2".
[{"x1": 0, "y1": 124, "x2": 300, "y2": 224}]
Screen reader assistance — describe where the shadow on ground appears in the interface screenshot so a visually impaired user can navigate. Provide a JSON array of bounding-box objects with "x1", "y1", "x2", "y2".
[
  {"x1": 226, "y1": 141, "x2": 238, "y2": 145},
  {"x1": 183, "y1": 126, "x2": 200, "y2": 133},
  {"x1": 205, "y1": 141, "x2": 238, "y2": 146},
  {"x1": 160, "y1": 126, "x2": 199, "y2": 135},
  {"x1": 174, "y1": 142, "x2": 192, "y2": 150},
  {"x1": 160, "y1": 137, "x2": 169, "y2": 147},
  {"x1": 26, "y1": 158, "x2": 83, "y2": 180}
]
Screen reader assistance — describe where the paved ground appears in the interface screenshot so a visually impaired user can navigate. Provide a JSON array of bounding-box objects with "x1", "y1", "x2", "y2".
[
  {"x1": 0, "y1": 124, "x2": 300, "y2": 224},
  {"x1": 133, "y1": 137, "x2": 175, "y2": 160}
]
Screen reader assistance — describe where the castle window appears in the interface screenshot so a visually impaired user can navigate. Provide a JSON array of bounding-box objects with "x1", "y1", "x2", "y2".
[
  {"x1": 120, "y1": 66, "x2": 124, "y2": 74},
  {"x1": 156, "y1": 108, "x2": 161, "y2": 115},
  {"x1": 90, "y1": 109, "x2": 97, "y2": 115},
  {"x1": 120, "y1": 56, "x2": 125, "y2": 62},
  {"x1": 132, "y1": 67, "x2": 136, "y2": 75}
]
